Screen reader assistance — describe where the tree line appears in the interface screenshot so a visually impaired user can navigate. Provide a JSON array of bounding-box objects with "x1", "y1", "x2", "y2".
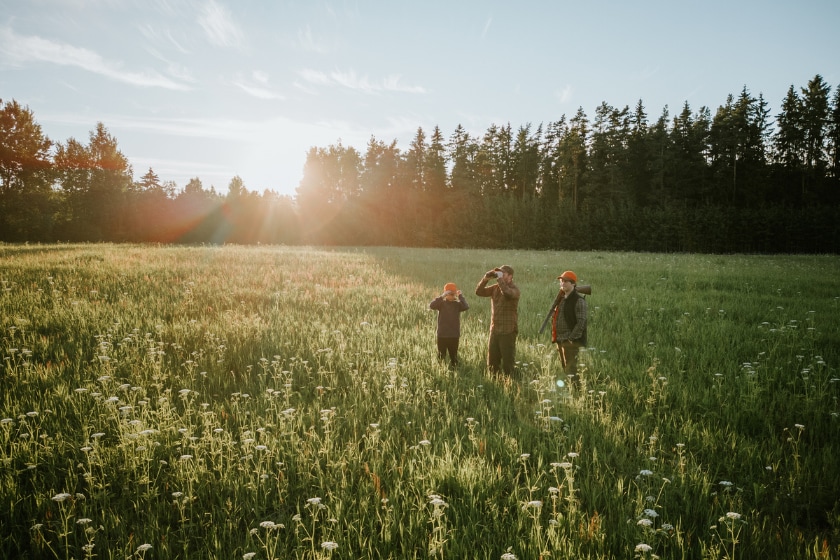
[{"x1": 2, "y1": 74, "x2": 839, "y2": 252}]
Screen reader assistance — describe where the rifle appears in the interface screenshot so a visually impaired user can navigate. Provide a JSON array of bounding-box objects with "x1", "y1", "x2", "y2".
[{"x1": 538, "y1": 285, "x2": 592, "y2": 335}]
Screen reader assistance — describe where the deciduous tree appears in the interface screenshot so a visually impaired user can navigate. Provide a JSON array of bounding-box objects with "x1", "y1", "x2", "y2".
[{"x1": 0, "y1": 99, "x2": 54, "y2": 240}]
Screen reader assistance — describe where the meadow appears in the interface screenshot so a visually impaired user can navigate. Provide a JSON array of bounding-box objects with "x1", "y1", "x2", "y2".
[{"x1": 1, "y1": 244, "x2": 838, "y2": 559}]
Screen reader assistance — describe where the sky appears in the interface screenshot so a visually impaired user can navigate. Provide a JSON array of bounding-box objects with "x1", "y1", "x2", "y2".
[{"x1": 2, "y1": 0, "x2": 839, "y2": 197}]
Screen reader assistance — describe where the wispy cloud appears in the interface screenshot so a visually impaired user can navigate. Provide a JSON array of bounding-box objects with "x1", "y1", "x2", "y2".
[
  {"x1": 233, "y1": 70, "x2": 285, "y2": 100},
  {"x1": 42, "y1": 111, "x2": 264, "y2": 142},
  {"x1": 554, "y1": 85, "x2": 573, "y2": 104},
  {"x1": 296, "y1": 24, "x2": 329, "y2": 54},
  {"x1": 138, "y1": 23, "x2": 191, "y2": 55},
  {"x1": 482, "y1": 16, "x2": 493, "y2": 38},
  {"x1": 198, "y1": 0, "x2": 244, "y2": 48},
  {"x1": 0, "y1": 26, "x2": 191, "y2": 90},
  {"x1": 298, "y1": 68, "x2": 425, "y2": 94}
]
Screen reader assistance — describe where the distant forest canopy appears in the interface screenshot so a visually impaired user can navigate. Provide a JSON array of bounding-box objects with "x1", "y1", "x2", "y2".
[{"x1": 2, "y1": 74, "x2": 839, "y2": 253}]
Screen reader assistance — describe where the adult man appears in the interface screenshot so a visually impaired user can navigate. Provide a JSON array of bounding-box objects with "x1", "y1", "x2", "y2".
[
  {"x1": 552, "y1": 270, "x2": 588, "y2": 389},
  {"x1": 475, "y1": 265, "x2": 520, "y2": 376}
]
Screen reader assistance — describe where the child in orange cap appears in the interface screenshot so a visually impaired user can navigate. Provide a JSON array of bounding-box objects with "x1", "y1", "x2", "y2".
[
  {"x1": 429, "y1": 282, "x2": 470, "y2": 367},
  {"x1": 553, "y1": 270, "x2": 588, "y2": 390}
]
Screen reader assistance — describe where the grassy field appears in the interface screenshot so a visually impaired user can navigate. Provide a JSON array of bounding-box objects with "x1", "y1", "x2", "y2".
[{"x1": 1, "y1": 244, "x2": 839, "y2": 559}]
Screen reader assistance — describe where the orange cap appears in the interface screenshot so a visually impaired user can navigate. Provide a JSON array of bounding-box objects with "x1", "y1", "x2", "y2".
[
  {"x1": 557, "y1": 270, "x2": 577, "y2": 283},
  {"x1": 444, "y1": 282, "x2": 458, "y2": 292}
]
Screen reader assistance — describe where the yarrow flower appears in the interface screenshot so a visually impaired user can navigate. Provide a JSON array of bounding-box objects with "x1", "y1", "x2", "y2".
[
  {"x1": 52, "y1": 493, "x2": 71, "y2": 502},
  {"x1": 639, "y1": 469, "x2": 654, "y2": 476},
  {"x1": 429, "y1": 496, "x2": 447, "y2": 507},
  {"x1": 321, "y1": 541, "x2": 339, "y2": 551},
  {"x1": 634, "y1": 543, "x2": 653, "y2": 553},
  {"x1": 637, "y1": 518, "x2": 653, "y2": 527},
  {"x1": 136, "y1": 544, "x2": 152, "y2": 552},
  {"x1": 501, "y1": 553, "x2": 517, "y2": 560}
]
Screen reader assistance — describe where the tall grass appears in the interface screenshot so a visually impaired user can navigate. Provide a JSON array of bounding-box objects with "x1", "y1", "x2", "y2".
[{"x1": 1, "y1": 244, "x2": 838, "y2": 559}]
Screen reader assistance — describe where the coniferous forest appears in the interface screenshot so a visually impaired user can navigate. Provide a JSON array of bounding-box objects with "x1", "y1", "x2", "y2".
[{"x1": 2, "y1": 74, "x2": 839, "y2": 253}]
